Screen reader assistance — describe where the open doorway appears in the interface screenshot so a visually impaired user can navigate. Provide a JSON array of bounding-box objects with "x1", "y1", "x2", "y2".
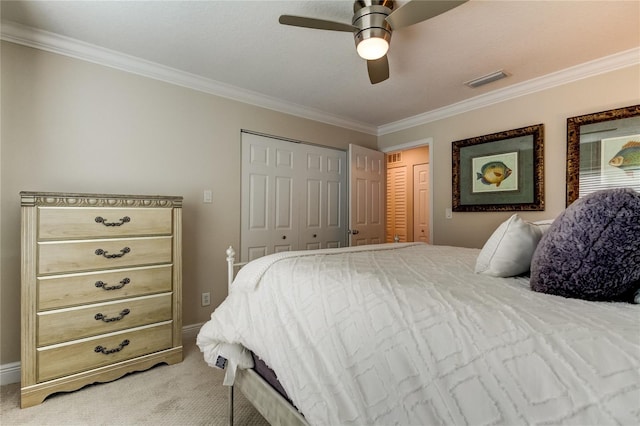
[{"x1": 385, "y1": 145, "x2": 430, "y2": 243}]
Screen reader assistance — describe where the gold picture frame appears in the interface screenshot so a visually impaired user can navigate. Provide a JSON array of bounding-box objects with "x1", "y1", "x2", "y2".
[
  {"x1": 452, "y1": 124, "x2": 545, "y2": 212},
  {"x1": 566, "y1": 104, "x2": 640, "y2": 206}
]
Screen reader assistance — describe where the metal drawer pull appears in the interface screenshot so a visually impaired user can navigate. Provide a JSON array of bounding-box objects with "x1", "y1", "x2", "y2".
[
  {"x1": 94, "y1": 308, "x2": 130, "y2": 323},
  {"x1": 95, "y1": 216, "x2": 131, "y2": 227},
  {"x1": 95, "y1": 247, "x2": 130, "y2": 258},
  {"x1": 94, "y1": 339, "x2": 130, "y2": 355},
  {"x1": 95, "y1": 278, "x2": 130, "y2": 291}
]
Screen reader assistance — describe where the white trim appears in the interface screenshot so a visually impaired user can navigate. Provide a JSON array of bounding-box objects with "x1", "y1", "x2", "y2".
[
  {"x1": 0, "y1": 362, "x2": 21, "y2": 386},
  {"x1": 0, "y1": 21, "x2": 377, "y2": 136},
  {"x1": 428, "y1": 140, "x2": 435, "y2": 245},
  {"x1": 182, "y1": 322, "x2": 205, "y2": 341},
  {"x1": 0, "y1": 323, "x2": 207, "y2": 385},
  {"x1": 1, "y1": 21, "x2": 637, "y2": 138},
  {"x1": 380, "y1": 137, "x2": 433, "y2": 153},
  {"x1": 378, "y1": 47, "x2": 640, "y2": 135}
]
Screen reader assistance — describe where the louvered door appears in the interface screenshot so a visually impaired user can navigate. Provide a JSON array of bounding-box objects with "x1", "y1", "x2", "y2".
[{"x1": 386, "y1": 166, "x2": 408, "y2": 242}]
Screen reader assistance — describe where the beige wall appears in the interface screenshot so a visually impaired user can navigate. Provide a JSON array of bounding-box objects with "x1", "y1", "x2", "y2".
[
  {"x1": 0, "y1": 41, "x2": 376, "y2": 364},
  {"x1": 2, "y1": 39, "x2": 638, "y2": 367},
  {"x1": 379, "y1": 64, "x2": 640, "y2": 249}
]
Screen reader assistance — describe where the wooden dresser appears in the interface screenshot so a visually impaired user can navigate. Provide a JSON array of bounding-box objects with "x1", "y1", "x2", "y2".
[{"x1": 20, "y1": 192, "x2": 183, "y2": 408}]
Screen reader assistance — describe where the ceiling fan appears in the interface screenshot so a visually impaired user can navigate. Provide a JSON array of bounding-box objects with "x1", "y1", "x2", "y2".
[{"x1": 279, "y1": 0, "x2": 468, "y2": 84}]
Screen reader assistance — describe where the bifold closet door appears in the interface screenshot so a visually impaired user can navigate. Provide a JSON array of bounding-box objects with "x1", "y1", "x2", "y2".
[
  {"x1": 241, "y1": 133, "x2": 297, "y2": 262},
  {"x1": 241, "y1": 132, "x2": 347, "y2": 262},
  {"x1": 298, "y1": 144, "x2": 347, "y2": 251}
]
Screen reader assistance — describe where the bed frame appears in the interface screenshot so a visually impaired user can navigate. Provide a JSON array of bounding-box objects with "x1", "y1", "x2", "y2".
[{"x1": 226, "y1": 247, "x2": 308, "y2": 426}]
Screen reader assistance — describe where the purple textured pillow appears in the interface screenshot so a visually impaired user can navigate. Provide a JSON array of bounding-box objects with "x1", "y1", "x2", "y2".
[{"x1": 530, "y1": 188, "x2": 640, "y2": 301}]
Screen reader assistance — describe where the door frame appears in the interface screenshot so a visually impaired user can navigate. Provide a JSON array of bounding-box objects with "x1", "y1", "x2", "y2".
[{"x1": 380, "y1": 137, "x2": 434, "y2": 244}]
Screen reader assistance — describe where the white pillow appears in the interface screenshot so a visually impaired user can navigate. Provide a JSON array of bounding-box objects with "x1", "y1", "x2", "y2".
[
  {"x1": 532, "y1": 219, "x2": 555, "y2": 235},
  {"x1": 475, "y1": 214, "x2": 543, "y2": 277}
]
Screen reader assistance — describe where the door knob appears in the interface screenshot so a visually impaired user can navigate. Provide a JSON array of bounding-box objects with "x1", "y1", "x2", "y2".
[{"x1": 282, "y1": 236, "x2": 286, "y2": 240}]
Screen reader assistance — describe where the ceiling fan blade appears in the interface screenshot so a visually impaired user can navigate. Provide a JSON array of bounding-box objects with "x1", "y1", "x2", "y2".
[
  {"x1": 386, "y1": 0, "x2": 468, "y2": 30},
  {"x1": 367, "y1": 56, "x2": 389, "y2": 85},
  {"x1": 279, "y1": 15, "x2": 356, "y2": 32}
]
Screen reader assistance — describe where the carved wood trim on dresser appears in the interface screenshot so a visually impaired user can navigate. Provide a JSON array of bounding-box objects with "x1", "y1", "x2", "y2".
[{"x1": 20, "y1": 192, "x2": 183, "y2": 408}]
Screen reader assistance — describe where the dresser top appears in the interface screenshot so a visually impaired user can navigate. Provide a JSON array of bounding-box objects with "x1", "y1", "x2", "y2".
[{"x1": 20, "y1": 192, "x2": 183, "y2": 208}]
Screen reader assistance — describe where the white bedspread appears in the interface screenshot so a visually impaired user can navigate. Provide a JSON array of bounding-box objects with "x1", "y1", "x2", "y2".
[{"x1": 197, "y1": 243, "x2": 640, "y2": 426}]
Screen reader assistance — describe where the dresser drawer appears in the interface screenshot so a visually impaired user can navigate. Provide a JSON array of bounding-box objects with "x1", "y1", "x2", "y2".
[
  {"x1": 37, "y1": 322, "x2": 173, "y2": 382},
  {"x1": 38, "y1": 236, "x2": 172, "y2": 275},
  {"x1": 37, "y1": 293, "x2": 173, "y2": 346},
  {"x1": 38, "y1": 265, "x2": 173, "y2": 310},
  {"x1": 38, "y1": 207, "x2": 172, "y2": 239}
]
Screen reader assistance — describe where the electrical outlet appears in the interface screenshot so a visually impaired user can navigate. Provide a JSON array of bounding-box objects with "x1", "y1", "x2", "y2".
[
  {"x1": 445, "y1": 208, "x2": 453, "y2": 219},
  {"x1": 203, "y1": 190, "x2": 212, "y2": 203},
  {"x1": 201, "y1": 292, "x2": 211, "y2": 306}
]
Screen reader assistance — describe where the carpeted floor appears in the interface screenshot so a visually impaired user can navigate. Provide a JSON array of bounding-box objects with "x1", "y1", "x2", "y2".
[{"x1": 0, "y1": 335, "x2": 270, "y2": 425}]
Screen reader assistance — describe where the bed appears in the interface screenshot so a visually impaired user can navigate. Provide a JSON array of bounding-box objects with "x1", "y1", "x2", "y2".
[{"x1": 197, "y1": 241, "x2": 639, "y2": 425}]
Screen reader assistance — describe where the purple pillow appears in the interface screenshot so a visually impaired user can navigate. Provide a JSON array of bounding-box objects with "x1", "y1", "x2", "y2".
[{"x1": 530, "y1": 188, "x2": 640, "y2": 302}]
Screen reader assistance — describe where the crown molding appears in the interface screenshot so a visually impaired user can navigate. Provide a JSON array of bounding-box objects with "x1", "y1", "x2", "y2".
[
  {"x1": 380, "y1": 137, "x2": 433, "y2": 153},
  {"x1": 2, "y1": 21, "x2": 637, "y2": 138},
  {"x1": 0, "y1": 21, "x2": 378, "y2": 136},
  {"x1": 377, "y1": 47, "x2": 640, "y2": 136}
]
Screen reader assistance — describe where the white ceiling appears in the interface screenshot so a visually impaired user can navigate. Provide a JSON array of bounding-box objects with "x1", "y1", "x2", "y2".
[{"x1": 2, "y1": 1, "x2": 639, "y2": 134}]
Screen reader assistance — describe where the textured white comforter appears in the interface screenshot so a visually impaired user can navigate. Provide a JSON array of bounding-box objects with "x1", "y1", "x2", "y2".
[{"x1": 197, "y1": 243, "x2": 640, "y2": 426}]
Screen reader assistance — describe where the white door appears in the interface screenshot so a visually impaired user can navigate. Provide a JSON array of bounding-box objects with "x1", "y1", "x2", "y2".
[
  {"x1": 298, "y1": 145, "x2": 347, "y2": 250},
  {"x1": 241, "y1": 133, "x2": 297, "y2": 261},
  {"x1": 241, "y1": 133, "x2": 347, "y2": 262},
  {"x1": 413, "y1": 163, "x2": 430, "y2": 244},
  {"x1": 348, "y1": 144, "x2": 385, "y2": 246}
]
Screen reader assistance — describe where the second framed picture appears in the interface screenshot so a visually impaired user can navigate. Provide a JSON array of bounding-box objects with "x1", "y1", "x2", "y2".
[{"x1": 452, "y1": 124, "x2": 544, "y2": 212}]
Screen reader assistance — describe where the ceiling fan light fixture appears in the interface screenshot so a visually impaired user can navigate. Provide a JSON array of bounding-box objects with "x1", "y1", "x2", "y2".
[
  {"x1": 278, "y1": 0, "x2": 469, "y2": 84},
  {"x1": 353, "y1": 3, "x2": 393, "y2": 60},
  {"x1": 356, "y1": 36, "x2": 389, "y2": 60}
]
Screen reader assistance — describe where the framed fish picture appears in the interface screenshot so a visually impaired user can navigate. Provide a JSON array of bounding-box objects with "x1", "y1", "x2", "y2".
[
  {"x1": 600, "y1": 135, "x2": 640, "y2": 185},
  {"x1": 452, "y1": 124, "x2": 544, "y2": 212},
  {"x1": 471, "y1": 152, "x2": 519, "y2": 193},
  {"x1": 566, "y1": 104, "x2": 640, "y2": 206}
]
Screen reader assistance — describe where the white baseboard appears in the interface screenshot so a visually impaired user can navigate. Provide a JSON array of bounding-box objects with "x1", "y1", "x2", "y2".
[
  {"x1": 182, "y1": 322, "x2": 205, "y2": 341},
  {"x1": 0, "y1": 323, "x2": 206, "y2": 386},
  {"x1": 0, "y1": 362, "x2": 21, "y2": 386}
]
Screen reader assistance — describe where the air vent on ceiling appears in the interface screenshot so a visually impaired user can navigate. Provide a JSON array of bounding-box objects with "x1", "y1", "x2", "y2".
[{"x1": 465, "y1": 70, "x2": 508, "y2": 88}]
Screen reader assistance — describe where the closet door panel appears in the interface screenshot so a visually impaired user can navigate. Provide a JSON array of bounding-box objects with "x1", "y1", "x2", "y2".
[
  {"x1": 241, "y1": 133, "x2": 297, "y2": 262},
  {"x1": 242, "y1": 133, "x2": 347, "y2": 261},
  {"x1": 248, "y1": 174, "x2": 268, "y2": 230},
  {"x1": 299, "y1": 147, "x2": 346, "y2": 250}
]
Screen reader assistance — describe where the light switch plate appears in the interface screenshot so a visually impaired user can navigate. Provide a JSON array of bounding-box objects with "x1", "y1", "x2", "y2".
[
  {"x1": 203, "y1": 190, "x2": 212, "y2": 203},
  {"x1": 201, "y1": 292, "x2": 211, "y2": 306}
]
